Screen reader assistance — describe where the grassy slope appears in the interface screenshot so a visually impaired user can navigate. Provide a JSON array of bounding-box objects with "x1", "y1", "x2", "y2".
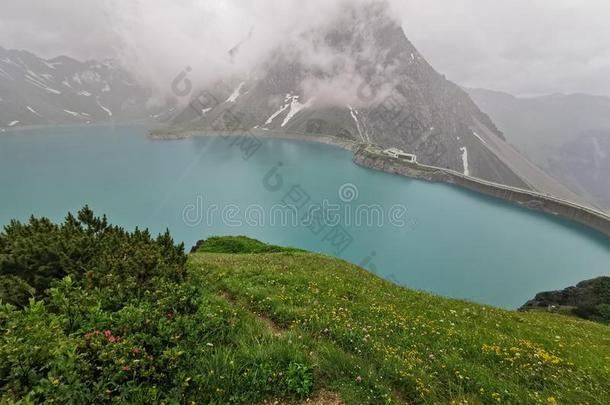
[{"x1": 188, "y1": 242, "x2": 610, "y2": 404}]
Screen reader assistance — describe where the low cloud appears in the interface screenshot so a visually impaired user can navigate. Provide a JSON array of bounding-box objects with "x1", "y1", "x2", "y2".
[
  {"x1": 2, "y1": 0, "x2": 610, "y2": 97},
  {"x1": 108, "y1": 0, "x2": 394, "y2": 105}
]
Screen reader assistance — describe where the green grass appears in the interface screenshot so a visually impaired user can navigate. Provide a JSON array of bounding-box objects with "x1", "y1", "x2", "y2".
[
  {"x1": 188, "y1": 239, "x2": 610, "y2": 404},
  {"x1": 2, "y1": 228, "x2": 609, "y2": 404}
]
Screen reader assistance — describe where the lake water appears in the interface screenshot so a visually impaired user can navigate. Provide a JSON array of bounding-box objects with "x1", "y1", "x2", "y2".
[{"x1": 1, "y1": 125, "x2": 609, "y2": 308}]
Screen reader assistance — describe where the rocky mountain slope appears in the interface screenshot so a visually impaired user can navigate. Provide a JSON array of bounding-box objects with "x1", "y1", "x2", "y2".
[
  {"x1": 167, "y1": 2, "x2": 589, "y2": 204},
  {"x1": 0, "y1": 46, "x2": 168, "y2": 127},
  {"x1": 467, "y1": 88, "x2": 610, "y2": 211}
]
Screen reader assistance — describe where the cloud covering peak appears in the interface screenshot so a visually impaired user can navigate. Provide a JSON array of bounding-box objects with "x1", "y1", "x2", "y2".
[{"x1": 2, "y1": 0, "x2": 610, "y2": 97}]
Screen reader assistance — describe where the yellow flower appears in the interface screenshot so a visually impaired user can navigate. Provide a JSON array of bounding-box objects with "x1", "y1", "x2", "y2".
[{"x1": 547, "y1": 396, "x2": 558, "y2": 405}]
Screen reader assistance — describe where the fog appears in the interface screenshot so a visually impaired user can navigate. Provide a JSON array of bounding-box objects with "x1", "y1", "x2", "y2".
[{"x1": 2, "y1": 0, "x2": 610, "y2": 98}]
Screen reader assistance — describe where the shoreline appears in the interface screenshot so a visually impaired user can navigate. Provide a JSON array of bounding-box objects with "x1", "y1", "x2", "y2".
[
  {"x1": 353, "y1": 144, "x2": 610, "y2": 238},
  {"x1": 1, "y1": 120, "x2": 160, "y2": 135},
  {"x1": 149, "y1": 127, "x2": 359, "y2": 152},
  {"x1": 151, "y1": 128, "x2": 610, "y2": 238}
]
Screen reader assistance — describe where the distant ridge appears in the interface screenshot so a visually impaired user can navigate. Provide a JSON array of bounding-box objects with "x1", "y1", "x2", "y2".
[
  {"x1": 0, "y1": 47, "x2": 170, "y2": 127},
  {"x1": 467, "y1": 87, "x2": 610, "y2": 211}
]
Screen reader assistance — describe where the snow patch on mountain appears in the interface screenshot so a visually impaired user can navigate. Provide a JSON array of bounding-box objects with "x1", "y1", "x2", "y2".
[
  {"x1": 473, "y1": 131, "x2": 488, "y2": 146},
  {"x1": 0, "y1": 66, "x2": 12, "y2": 81},
  {"x1": 1, "y1": 57, "x2": 19, "y2": 68},
  {"x1": 26, "y1": 69, "x2": 48, "y2": 83},
  {"x1": 63, "y1": 109, "x2": 79, "y2": 117},
  {"x1": 81, "y1": 71, "x2": 102, "y2": 84},
  {"x1": 42, "y1": 60, "x2": 56, "y2": 69},
  {"x1": 265, "y1": 94, "x2": 293, "y2": 125},
  {"x1": 226, "y1": 82, "x2": 246, "y2": 103},
  {"x1": 24, "y1": 74, "x2": 62, "y2": 94},
  {"x1": 460, "y1": 147, "x2": 470, "y2": 176},
  {"x1": 348, "y1": 105, "x2": 367, "y2": 142},
  {"x1": 96, "y1": 100, "x2": 112, "y2": 117},
  {"x1": 281, "y1": 95, "x2": 311, "y2": 127},
  {"x1": 26, "y1": 106, "x2": 42, "y2": 117}
]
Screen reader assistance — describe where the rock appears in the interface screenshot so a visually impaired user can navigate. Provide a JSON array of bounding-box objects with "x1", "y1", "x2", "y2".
[{"x1": 520, "y1": 277, "x2": 610, "y2": 323}]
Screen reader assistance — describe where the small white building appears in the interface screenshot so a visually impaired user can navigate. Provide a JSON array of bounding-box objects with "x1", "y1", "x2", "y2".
[{"x1": 383, "y1": 148, "x2": 417, "y2": 163}]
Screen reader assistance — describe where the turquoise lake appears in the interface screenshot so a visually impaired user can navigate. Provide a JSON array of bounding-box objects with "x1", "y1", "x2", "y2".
[{"x1": 1, "y1": 125, "x2": 609, "y2": 308}]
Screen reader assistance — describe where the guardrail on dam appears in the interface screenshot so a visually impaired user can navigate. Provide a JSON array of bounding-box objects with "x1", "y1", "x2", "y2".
[{"x1": 353, "y1": 145, "x2": 610, "y2": 238}]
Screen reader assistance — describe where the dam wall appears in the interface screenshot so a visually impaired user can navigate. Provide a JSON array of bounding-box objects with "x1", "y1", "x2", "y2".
[{"x1": 353, "y1": 145, "x2": 610, "y2": 238}]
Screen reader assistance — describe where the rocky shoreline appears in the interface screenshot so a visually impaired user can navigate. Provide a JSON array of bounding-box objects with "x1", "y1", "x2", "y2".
[
  {"x1": 352, "y1": 144, "x2": 610, "y2": 238},
  {"x1": 519, "y1": 277, "x2": 610, "y2": 324}
]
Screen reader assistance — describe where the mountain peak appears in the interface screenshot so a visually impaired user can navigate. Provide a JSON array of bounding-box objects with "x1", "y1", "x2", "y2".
[{"x1": 168, "y1": 9, "x2": 528, "y2": 188}]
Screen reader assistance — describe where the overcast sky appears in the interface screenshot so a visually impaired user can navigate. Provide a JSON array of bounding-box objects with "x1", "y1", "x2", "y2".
[{"x1": 1, "y1": 0, "x2": 609, "y2": 97}]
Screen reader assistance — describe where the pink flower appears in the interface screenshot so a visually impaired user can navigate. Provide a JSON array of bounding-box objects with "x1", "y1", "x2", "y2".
[{"x1": 102, "y1": 330, "x2": 120, "y2": 343}]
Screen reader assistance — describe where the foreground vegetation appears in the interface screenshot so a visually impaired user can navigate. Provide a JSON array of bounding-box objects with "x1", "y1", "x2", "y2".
[{"x1": 1, "y1": 210, "x2": 609, "y2": 403}]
